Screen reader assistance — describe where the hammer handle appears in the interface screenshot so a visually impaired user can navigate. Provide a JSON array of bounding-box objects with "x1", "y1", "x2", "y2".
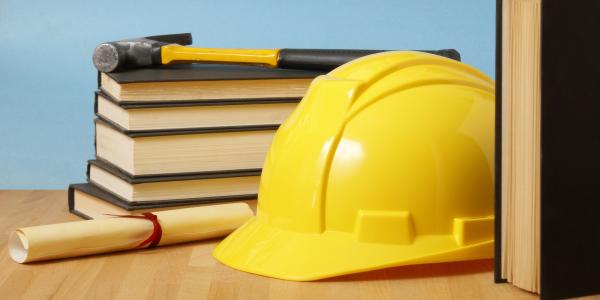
[
  {"x1": 277, "y1": 48, "x2": 461, "y2": 71},
  {"x1": 161, "y1": 45, "x2": 461, "y2": 71},
  {"x1": 161, "y1": 45, "x2": 279, "y2": 67}
]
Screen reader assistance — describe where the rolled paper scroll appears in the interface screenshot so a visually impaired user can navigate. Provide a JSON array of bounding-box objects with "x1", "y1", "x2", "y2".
[{"x1": 9, "y1": 202, "x2": 253, "y2": 263}]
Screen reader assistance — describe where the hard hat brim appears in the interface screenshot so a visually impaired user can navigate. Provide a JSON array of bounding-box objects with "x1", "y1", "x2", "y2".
[{"x1": 213, "y1": 216, "x2": 493, "y2": 281}]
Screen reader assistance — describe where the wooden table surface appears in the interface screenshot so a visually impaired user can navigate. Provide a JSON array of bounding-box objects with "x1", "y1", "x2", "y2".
[{"x1": 0, "y1": 190, "x2": 538, "y2": 300}]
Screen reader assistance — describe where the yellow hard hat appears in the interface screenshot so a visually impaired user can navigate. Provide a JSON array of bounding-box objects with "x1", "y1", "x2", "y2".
[{"x1": 213, "y1": 51, "x2": 495, "y2": 281}]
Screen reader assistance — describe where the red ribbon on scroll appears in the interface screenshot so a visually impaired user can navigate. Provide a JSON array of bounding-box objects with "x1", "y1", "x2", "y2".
[{"x1": 106, "y1": 212, "x2": 163, "y2": 248}]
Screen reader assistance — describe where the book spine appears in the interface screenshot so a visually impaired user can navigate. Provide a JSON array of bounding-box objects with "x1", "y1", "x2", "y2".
[
  {"x1": 494, "y1": 0, "x2": 507, "y2": 284},
  {"x1": 67, "y1": 184, "x2": 92, "y2": 220},
  {"x1": 94, "y1": 92, "x2": 99, "y2": 115}
]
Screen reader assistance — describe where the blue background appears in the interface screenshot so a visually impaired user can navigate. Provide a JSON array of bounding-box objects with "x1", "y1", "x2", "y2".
[{"x1": 0, "y1": 0, "x2": 495, "y2": 189}]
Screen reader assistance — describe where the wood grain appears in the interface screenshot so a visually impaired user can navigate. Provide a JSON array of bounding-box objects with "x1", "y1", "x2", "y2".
[{"x1": 0, "y1": 190, "x2": 540, "y2": 300}]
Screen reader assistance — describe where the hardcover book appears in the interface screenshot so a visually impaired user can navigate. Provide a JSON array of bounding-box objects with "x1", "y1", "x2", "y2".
[
  {"x1": 95, "y1": 91, "x2": 299, "y2": 131},
  {"x1": 99, "y1": 64, "x2": 323, "y2": 103},
  {"x1": 495, "y1": 0, "x2": 600, "y2": 298},
  {"x1": 87, "y1": 159, "x2": 260, "y2": 204},
  {"x1": 69, "y1": 183, "x2": 256, "y2": 220},
  {"x1": 94, "y1": 118, "x2": 276, "y2": 176}
]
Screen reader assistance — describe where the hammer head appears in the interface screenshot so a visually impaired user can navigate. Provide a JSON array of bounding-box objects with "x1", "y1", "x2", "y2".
[{"x1": 93, "y1": 33, "x2": 193, "y2": 73}]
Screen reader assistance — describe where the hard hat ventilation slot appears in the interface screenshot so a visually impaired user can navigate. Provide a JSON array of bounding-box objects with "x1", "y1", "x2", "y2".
[
  {"x1": 452, "y1": 216, "x2": 494, "y2": 246},
  {"x1": 354, "y1": 210, "x2": 415, "y2": 245}
]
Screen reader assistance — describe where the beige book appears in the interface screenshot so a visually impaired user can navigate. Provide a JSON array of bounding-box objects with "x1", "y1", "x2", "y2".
[
  {"x1": 88, "y1": 160, "x2": 260, "y2": 203},
  {"x1": 67, "y1": 183, "x2": 257, "y2": 220},
  {"x1": 99, "y1": 63, "x2": 321, "y2": 103},
  {"x1": 95, "y1": 119, "x2": 276, "y2": 176},
  {"x1": 97, "y1": 93, "x2": 298, "y2": 131},
  {"x1": 101, "y1": 73, "x2": 313, "y2": 102}
]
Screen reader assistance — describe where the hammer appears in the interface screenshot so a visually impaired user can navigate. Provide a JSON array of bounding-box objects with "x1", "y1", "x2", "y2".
[{"x1": 93, "y1": 33, "x2": 461, "y2": 73}]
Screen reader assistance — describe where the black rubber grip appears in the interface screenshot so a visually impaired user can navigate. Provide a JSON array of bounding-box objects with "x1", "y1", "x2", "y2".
[
  {"x1": 277, "y1": 49, "x2": 461, "y2": 71},
  {"x1": 146, "y1": 33, "x2": 193, "y2": 45}
]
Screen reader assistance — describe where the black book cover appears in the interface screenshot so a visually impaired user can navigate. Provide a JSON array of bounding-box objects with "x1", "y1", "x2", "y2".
[
  {"x1": 68, "y1": 182, "x2": 256, "y2": 218},
  {"x1": 94, "y1": 116, "x2": 278, "y2": 137},
  {"x1": 495, "y1": 1, "x2": 600, "y2": 298},
  {"x1": 494, "y1": 0, "x2": 505, "y2": 285},
  {"x1": 69, "y1": 183, "x2": 188, "y2": 219},
  {"x1": 539, "y1": 1, "x2": 600, "y2": 299},
  {"x1": 87, "y1": 159, "x2": 261, "y2": 184},
  {"x1": 98, "y1": 63, "x2": 325, "y2": 85},
  {"x1": 95, "y1": 90, "x2": 302, "y2": 109}
]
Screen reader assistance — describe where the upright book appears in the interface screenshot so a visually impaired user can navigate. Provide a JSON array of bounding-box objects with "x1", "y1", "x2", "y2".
[{"x1": 495, "y1": 0, "x2": 600, "y2": 299}]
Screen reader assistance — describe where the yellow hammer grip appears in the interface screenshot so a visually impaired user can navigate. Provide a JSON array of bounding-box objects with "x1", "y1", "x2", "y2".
[{"x1": 161, "y1": 44, "x2": 279, "y2": 67}]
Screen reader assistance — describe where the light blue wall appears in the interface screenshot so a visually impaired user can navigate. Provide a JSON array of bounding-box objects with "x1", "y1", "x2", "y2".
[{"x1": 0, "y1": 0, "x2": 495, "y2": 189}]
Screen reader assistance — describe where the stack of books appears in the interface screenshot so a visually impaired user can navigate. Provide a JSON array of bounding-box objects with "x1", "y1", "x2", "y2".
[{"x1": 69, "y1": 64, "x2": 323, "y2": 219}]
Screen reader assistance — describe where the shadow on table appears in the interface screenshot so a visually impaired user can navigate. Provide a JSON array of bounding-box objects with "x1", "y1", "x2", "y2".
[
  {"x1": 320, "y1": 259, "x2": 493, "y2": 282},
  {"x1": 17, "y1": 237, "x2": 493, "y2": 284},
  {"x1": 17, "y1": 237, "x2": 220, "y2": 266}
]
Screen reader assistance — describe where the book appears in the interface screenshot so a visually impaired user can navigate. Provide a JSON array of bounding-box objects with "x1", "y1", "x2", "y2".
[
  {"x1": 95, "y1": 91, "x2": 299, "y2": 131},
  {"x1": 99, "y1": 64, "x2": 323, "y2": 103},
  {"x1": 69, "y1": 183, "x2": 257, "y2": 220},
  {"x1": 95, "y1": 118, "x2": 275, "y2": 176},
  {"x1": 495, "y1": 0, "x2": 600, "y2": 298},
  {"x1": 87, "y1": 159, "x2": 259, "y2": 203}
]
